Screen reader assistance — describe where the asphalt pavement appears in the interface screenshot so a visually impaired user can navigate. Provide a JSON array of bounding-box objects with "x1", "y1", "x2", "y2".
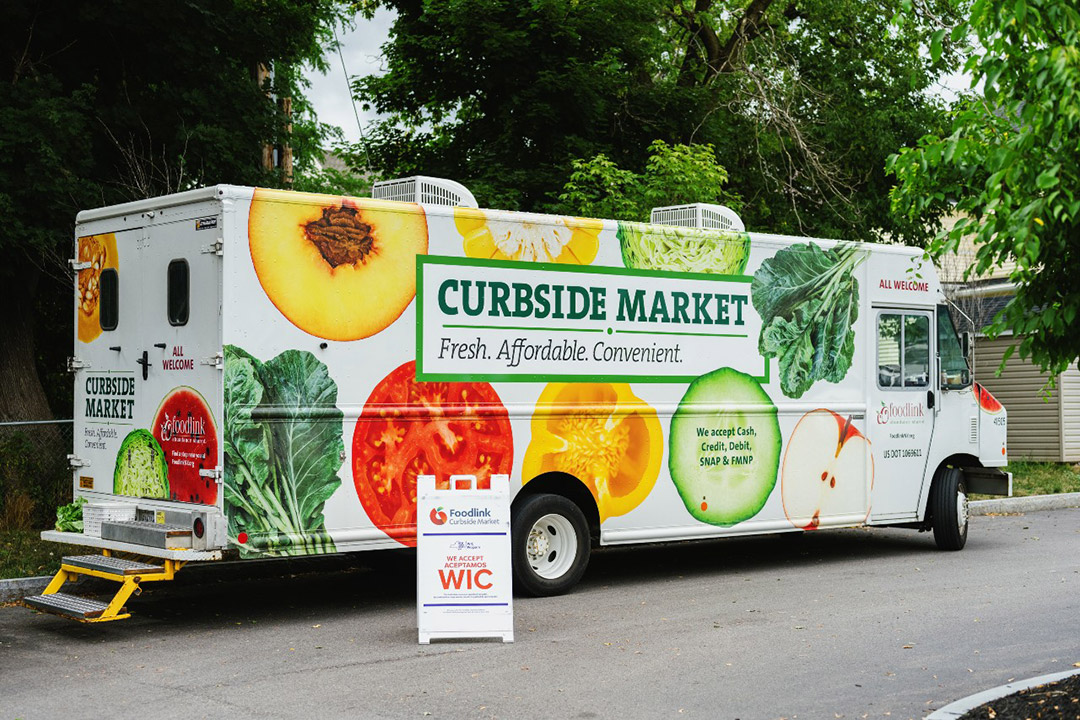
[{"x1": 1, "y1": 507, "x2": 1078, "y2": 720}]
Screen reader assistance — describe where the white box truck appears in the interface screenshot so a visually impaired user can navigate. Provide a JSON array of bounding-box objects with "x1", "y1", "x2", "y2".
[{"x1": 27, "y1": 180, "x2": 1011, "y2": 621}]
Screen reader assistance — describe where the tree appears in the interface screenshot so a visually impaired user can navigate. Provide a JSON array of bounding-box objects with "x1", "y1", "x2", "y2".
[
  {"x1": 0, "y1": 0, "x2": 348, "y2": 421},
  {"x1": 888, "y1": 0, "x2": 1080, "y2": 375},
  {"x1": 557, "y1": 140, "x2": 739, "y2": 221},
  {"x1": 351, "y1": 0, "x2": 959, "y2": 238}
]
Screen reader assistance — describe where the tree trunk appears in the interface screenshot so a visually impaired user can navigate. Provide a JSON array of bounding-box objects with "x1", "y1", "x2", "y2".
[
  {"x1": 0, "y1": 266, "x2": 72, "y2": 529},
  {"x1": 0, "y1": 267, "x2": 56, "y2": 423}
]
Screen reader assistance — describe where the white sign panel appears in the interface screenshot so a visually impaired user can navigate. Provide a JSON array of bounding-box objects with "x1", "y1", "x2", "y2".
[
  {"x1": 417, "y1": 474, "x2": 513, "y2": 644},
  {"x1": 417, "y1": 255, "x2": 765, "y2": 384}
]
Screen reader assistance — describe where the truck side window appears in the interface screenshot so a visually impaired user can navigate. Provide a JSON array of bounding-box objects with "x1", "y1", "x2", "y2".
[
  {"x1": 167, "y1": 259, "x2": 189, "y2": 326},
  {"x1": 99, "y1": 268, "x2": 118, "y2": 331},
  {"x1": 877, "y1": 314, "x2": 902, "y2": 387},
  {"x1": 937, "y1": 305, "x2": 971, "y2": 389},
  {"x1": 877, "y1": 312, "x2": 930, "y2": 389},
  {"x1": 903, "y1": 315, "x2": 930, "y2": 387}
]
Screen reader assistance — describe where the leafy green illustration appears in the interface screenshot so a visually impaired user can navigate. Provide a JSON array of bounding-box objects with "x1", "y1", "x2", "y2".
[
  {"x1": 751, "y1": 242, "x2": 866, "y2": 398},
  {"x1": 223, "y1": 345, "x2": 343, "y2": 557}
]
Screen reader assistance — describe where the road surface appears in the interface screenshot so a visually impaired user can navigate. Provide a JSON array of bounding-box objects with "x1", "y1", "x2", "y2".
[{"x1": 1, "y1": 508, "x2": 1077, "y2": 719}]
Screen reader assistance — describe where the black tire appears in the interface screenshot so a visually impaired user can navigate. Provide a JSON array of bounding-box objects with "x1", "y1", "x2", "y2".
[
  {"x1": 931, "y1": 467, "x2": 968, "y2": 550},
  {"x1": 511, "y1": 493, "x2": 590, "y2": 597}
]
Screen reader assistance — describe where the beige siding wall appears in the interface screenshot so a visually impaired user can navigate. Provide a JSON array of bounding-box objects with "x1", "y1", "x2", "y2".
[
  {"x1": 974, "y1": 336, "x2": 1063, "y2": 461},
  {"x1": 1060, "y1": 365, "x2": 1080, "y2": 462}
]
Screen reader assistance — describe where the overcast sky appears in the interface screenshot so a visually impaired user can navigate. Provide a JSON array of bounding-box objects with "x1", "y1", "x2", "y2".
[{"x1": 305, "y1": 8, "x2": 395, "y2": 144}]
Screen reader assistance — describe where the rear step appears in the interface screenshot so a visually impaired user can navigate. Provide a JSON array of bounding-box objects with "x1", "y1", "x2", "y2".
[
  {"x1": 24, "y1": 592, "x2": 112, "y2": 620},
  {"x1": 23, "y1": 552, "x2": 185, "y2": 623},
  {"x1": 101, "y1": 520, "x2": 192, "y2": 549},
  {"x1": 62, "y1": 554, "x2": 166, "y2": 576}
]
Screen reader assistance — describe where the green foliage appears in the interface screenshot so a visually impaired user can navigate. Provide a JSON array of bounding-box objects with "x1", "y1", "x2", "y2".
[
  {"x1": 0, "y1": 428, "x2": 71, "y2": 530},
  {"x1": 751, "y1": 242, "x2": 866, "y2": 398},
  {"x1": 1002, "y1": 461, "x2": 1080, "y2": 497},
  {"x1": 293, "y1": 161, "x2": 373, "y2": 197},
  {"x1": 888, "y1": 0, "x2": 1080, "y2": 376},
  {"x1": 0, "y1": 0, "x2": 352, "y2": 419},
  {"x1": 0, "y1": 530, "x2": 86, "y2": 580},
  {"x1": 354, "y1": 0, "x2": 959, "y2": 238},
  {"x1": 223, "y1": 346, "x2": 343, "y2": 558},
  {"x1": 558, "y1": 140, "x2": 737, "y2": 222}
]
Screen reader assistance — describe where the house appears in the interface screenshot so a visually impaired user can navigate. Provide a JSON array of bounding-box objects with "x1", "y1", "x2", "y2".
[{"x1": 941, "y1": 225, "x2": 1080, "y2": 462}]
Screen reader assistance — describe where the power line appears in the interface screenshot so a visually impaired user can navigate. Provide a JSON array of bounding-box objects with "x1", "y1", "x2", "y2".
[{"x1": 332, "y1": 23, "x2": 373, "y2": 173}]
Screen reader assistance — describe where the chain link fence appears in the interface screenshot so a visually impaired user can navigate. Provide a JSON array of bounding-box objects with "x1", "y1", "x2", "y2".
[{"x1": 0, "y1": 420, "x2": 73, "y2": 531}]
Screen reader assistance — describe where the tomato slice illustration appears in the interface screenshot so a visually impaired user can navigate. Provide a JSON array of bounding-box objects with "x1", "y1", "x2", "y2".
[{"x1": 352, "y1": 361, "x2": 513, "y2": 546}]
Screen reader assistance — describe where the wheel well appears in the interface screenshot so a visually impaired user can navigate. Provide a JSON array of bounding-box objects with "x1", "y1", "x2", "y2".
[
  {"x1": 924, "y1": 453, "x2": 980, "y2": 523},
  {"x1": 513, "y1": 472, "x2": 601, "y2": 542}
]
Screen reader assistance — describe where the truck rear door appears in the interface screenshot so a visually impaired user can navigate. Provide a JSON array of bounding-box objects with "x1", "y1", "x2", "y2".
[{"x1": 74, "y1": 210, "x2": 222, "y2": 509}]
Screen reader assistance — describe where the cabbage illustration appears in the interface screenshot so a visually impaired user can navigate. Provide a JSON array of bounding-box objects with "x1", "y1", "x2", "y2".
[
  {"x1": 617, "y1": 222, "x2": 750, "y2": 274},
  {"x1": 113, "y1": 429, "x2": 170, "y2": 499}
]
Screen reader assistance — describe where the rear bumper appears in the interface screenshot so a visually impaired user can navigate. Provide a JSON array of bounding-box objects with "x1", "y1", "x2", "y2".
[{"x1": 41, "y1": 530, "x2": 222, "y2": 561}]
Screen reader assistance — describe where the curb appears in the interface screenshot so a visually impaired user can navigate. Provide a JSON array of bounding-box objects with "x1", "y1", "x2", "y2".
[
  {"x1": 0, "y1": 576, "x2": 51, "y2": 603},
  {"x1": 926, "y1": 668, "x2": 1080, "y2": 718},
  {"x1": 969, "y1": 491, "x2": 1080, "y2": 515}
]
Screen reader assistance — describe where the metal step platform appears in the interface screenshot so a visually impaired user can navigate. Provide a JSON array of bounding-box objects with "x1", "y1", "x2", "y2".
[
  {"x1": 23, "y1": 592, "x2": 116, "y2": 620},
  {"x1": 22, "y1": 551, "x2": 187, "y2": 623},
  {"x1": 61, "y1": 554, "x2": 165, "y2": 577}
]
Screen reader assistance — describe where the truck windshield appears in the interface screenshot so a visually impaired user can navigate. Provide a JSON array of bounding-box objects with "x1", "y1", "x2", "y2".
[{"x1": 937, "y1": 305, "x2": 971, "y2": 389}]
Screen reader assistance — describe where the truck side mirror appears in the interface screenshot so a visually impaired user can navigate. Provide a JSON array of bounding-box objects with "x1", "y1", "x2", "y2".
[{"x1": 961, "y1": 331, "x2": 972, "y2": 361}]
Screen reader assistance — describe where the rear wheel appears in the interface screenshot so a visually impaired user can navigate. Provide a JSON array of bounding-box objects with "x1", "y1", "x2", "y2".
[
  {"x1": 511, "y1": 493, "x2": 590, "y2": 596},
  {"x1": 931, "y1": 467, "x2": 968, "y2": 550}
]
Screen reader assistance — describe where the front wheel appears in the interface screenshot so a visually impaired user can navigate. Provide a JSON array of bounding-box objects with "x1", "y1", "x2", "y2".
[
  {"x1": 511, "y1": 493, "x2": 590, "y2": 596},
  {"x1": 931, "y1": 467, "x2": 968, "y2": 550}
]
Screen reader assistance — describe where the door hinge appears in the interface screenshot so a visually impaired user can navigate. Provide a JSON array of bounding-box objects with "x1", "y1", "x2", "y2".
[
  {"x1": 67, "y1": 356, "x2": 90, "y2": 372},
  {"x1": 200, "y1": 351, "x2": 224, "y2": 369},
  {"x1": 199, "y1": 466, "x2": 224, "y2": 485},
  {"x1": 69, "y1": 259, "x2": 92, "y2": 272},
  {"x1": 201, "y1": 237, "x2": 224, "y2": 256},
  {"x1": 68, "y1": 454, "x2": 89, "y2": 469}
]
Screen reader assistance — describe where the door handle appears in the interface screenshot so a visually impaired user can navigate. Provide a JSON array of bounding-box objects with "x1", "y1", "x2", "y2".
[
  {"x1": 927, "y1": 389, "x2": 935, "y2": 410},
  {"x1": 136, "y1": 350, "x2": 150, "y2": 380}
]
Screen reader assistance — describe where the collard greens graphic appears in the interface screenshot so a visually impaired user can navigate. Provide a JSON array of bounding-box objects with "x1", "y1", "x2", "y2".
[
  {"x1": 224, "y1": 345, "x2": 343, "y2": 557},
  {"x1": 751, "y1": 242, "x2": 867, "y2": 399}
]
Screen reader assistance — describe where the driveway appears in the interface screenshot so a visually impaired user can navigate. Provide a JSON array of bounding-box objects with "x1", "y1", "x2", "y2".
[{"x1": 1, "y1": 508, "x2": 1077, "y2": 720}]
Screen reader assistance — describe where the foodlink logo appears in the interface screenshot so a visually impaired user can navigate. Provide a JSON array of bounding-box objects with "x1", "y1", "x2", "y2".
[
  {"x1": 876, "y1": 401, "x2": 926, "y2": 425},
  {"x1": 158, "y1": 414, "x2": 207, "y2": 442},
  {"x1": 445, "y1": 507, "x2": 501, "y2": 526}
]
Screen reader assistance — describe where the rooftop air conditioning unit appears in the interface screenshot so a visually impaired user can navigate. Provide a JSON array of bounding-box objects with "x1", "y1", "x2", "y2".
[
  {"x1": 371, "y1": 175, "x2": 479, "y2": 208},
  {"x1": 650, "y1": 203, "x2": 745, "y2": 232}
]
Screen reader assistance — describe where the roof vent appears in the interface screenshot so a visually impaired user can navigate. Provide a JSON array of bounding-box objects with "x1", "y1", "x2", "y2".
[
  {"x1": 371, "y1": 175, "x2": 478, "y2": 208},
  {"x1": 650, "y1": 203, "x2": 745, "y2": 231}
]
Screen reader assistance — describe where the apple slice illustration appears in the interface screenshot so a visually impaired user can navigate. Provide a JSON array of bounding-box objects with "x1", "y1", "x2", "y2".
[{"x1": 781, "y1": 409, "x2": 873, "y2": 529}]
